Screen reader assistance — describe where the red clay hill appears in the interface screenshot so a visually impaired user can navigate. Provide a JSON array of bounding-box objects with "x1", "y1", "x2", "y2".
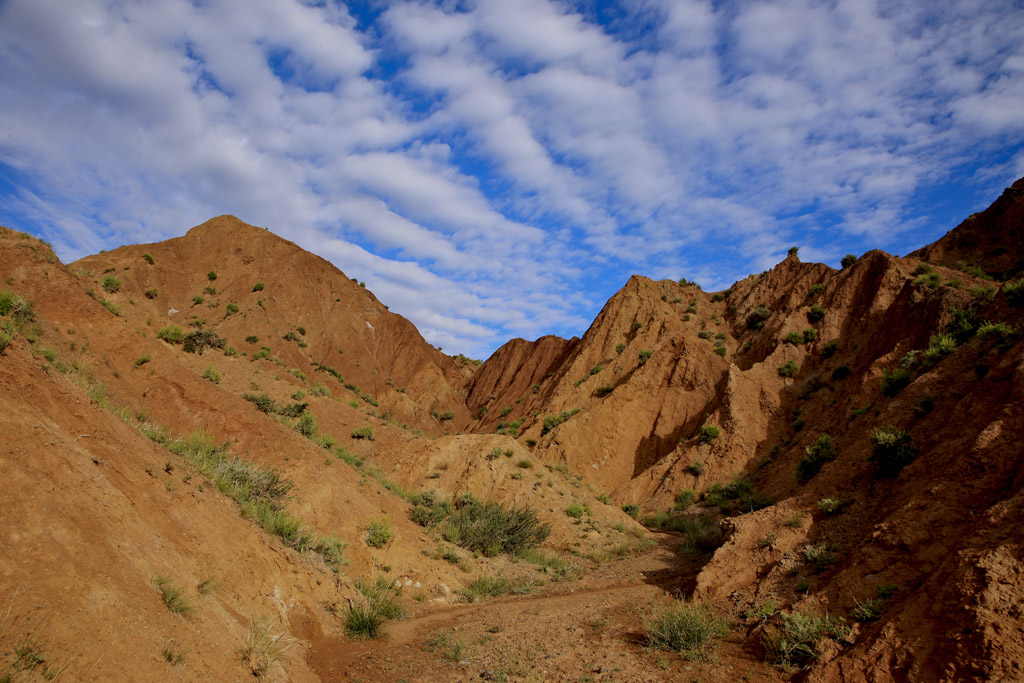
[{"x1": 1, "y1": 178, "x2": 1022, "y2": 682}]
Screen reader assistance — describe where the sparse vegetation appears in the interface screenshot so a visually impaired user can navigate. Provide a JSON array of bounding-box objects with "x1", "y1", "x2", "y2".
[
  {"x1": 155, "y1": 576, "x2": 192, "y2": 615},
  {"x1": 240, "y1": 620, "x2": 293, "y2": 678},
  {"x1": 145, "y1": 288, "x2": 158, "y2": 299},
  {"x1": 201, "y1": 366, "x2": 220, "y2": 383},
  {"x1": 566, "y1": 503, "x2": 586, "y2": 519},
  {"x1": 778, "y1": 360, "x2": 799, "y2": 378},
  {"x1": 182, "y1": 330, "x2": 225, "y2": 355},
  {"x1": 644, "y1": 601, "x2": 729, "y2": 660},
  {"x1": 345, "y1": 575, "x2": 404, "y2": 639},
  {"x1": 1003, "y1": 277, "x2": 1024, "y2": 306},
  {"x1": 351, "y1": 426, "x2": 375, "y2": 440},
  {"x1": 761, "y1": 611, "x2": 851, "y2": 669},
  {"x1": 686, "y1": 461, "x2": 704, "y2": 476},
  {"x1": 101, "y1": 275, "x2": 121, "y2": 293},
  {"x1": 462, "y1": 575, "x2": 510, "y2": 602},
  {"x1": 252, "y1": 282, "x2": 264, "y2": 292},
  {"x1": 142, "y1": 252, "x2": 154, "y2": 264},
  {"x1": 638, "y1": 349, "x2": 653, "y2": 363},
  {"x1": 807, "y1": 304, "x2": 825, "y2": 323},
  {"x1": 704, "y1": 477, "x2": 771, "y2": 514},
  {"x1": 407, "y1": 493, "x2": 550, "y2": 556},
  {"x1": 697, "y1": 424, "x2": 719, "y2": 444},
  {"x1": 880, "y1": 368, "x2": 911, "y2": 396},
  {"x1": 797, "y1": 434, "x2": 836, "y2": 483},
  {"x1": 747, "y1": 306, "x2": 771, "y2": 329},
  {"x1": 817, "y1": 498, "x2": 842, "y2": 514},
  {"x1": 870, "y1": 426, "x2": 916, "y2": 476},
  {"x1": 365, "y1": 517, "x2": 393, "y2": 548},
  {"x1": 841, "y1": 254, "x2": 858, "y2": 268}
]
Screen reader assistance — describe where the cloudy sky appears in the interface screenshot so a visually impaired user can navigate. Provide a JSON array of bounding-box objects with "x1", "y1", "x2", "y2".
[{"x1": 1, "y1": 0, "x2": 1023, "y2": 358}]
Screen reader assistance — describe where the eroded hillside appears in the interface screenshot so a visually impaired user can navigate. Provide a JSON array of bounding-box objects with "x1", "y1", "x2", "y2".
[{"x1": 1, "y1": 178, "x2": 1023, "y2": 682}]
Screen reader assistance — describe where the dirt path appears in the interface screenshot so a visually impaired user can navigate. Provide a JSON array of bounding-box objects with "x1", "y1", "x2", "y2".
[{"x1": 304, "y1": 536, "x2": 780, "y2": 683}]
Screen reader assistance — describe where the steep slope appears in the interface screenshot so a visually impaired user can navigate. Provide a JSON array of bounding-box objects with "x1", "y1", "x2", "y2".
[
  {"x1": 0, "y1": 224, "x2": 641, "y2": 681},
  {"x1": 72, "y1": 215, "x2": 474, "y2": 434},
  {"x1": 459, "y1": 178, "x2": 1024, "y2": 681},
  {"x1": 911, "y1": 176, "x2": 1024, "y2": 279}
]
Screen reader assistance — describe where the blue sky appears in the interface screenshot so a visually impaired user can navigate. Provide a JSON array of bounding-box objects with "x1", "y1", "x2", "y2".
[{"x1": 1, "y1": 0, "x2": 1023, "y2": 358}]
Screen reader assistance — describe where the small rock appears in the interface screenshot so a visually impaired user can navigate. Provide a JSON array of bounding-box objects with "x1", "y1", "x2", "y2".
[{"x1": 480, "y1": 669, "x2": 495, "y2": 680}]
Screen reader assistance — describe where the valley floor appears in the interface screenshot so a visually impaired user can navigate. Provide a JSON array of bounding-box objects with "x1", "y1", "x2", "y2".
[{"x1": 305, "y1": 534, "x2": 783, "y2": 683}]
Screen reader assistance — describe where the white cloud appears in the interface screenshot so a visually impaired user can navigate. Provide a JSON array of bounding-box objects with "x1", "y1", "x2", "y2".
[{"x1": 1, "y1": 0, "x2": 1023, "y2": 358}]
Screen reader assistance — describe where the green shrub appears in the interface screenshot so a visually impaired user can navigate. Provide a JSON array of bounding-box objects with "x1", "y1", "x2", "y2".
[
  {"x1": 242, "y1": 393, "x2": 277, "y2": 414},
  {"x1": 697, "y1": 425, "x2": 719, "y2": 444},
  {"x1": 409, "y1": 495, "x2": 550, "y2": 555},
  {"x1": 365, "y1": 517, "x2": 393, "y2": 548},
  {"x1": 101, "y1": 275, "x2": 121, "y2": 293},
  {"x1": 802, "y1": 328, "x2": 817, "y2": 343},
  {"x1": 788, "y1": 246, "x2": 799, "y2": 256},
  {"x1": 252, "y1": 282, "x2": 264, "y2": 292},
  {"x1": 192, "y1": 295, "x2": 205, "y2": 305},
  {"x1": 686, "y1": 461, "x2": 704, "y2": 476},
  {"x1": 595, "y1": 383, "x2": 613, "y2": 396},
  {"x1": 621, "y1": 503, "x2": 639, "y2": 519},
  {"x1": 674, "y1": 514, "x2": 722, "y2": 551},
  {"x1": 345, "y1": 575, "x2": 403, "y2": 639},
  {"x1": 797, "y1": 434, "x2": 836, "y2": 483},
  {"x1": 225, "y1": 302, "x2": 239, "y2": 315},
  {"x1": 851, "y1": 598, "x2": 883, "y2": 622},
  {"x1": 197, "y1": 367, "x2": 219, "y2": 383},
  {"x1": 977, "y1": 320, "x2": 1017, "y2": 342},
  {"x1": 462, "y1": 575, "x2": 510, "y2": 602},
  {"x1": 295, "y1": 412, "x2": 317, "y2": 438},
  {"x1": 807, "y1": 305, "x2": 825, "y2": 323},
  {"x1": 747, "y1": 306, "x2": 771, "y2": 329},
  {"x1": 541, "y1": 410, "x2": 573, "y2": 436},
  {"x1": 615, "y1": 343, "x2": 625, "y2": 354},
  {"x1": 0, "y1": 331, "x2": 12, "y2": 354},
  {"x1": 0, "y1": 290, "x2": 35, "y2": 323},
  {"x1": 351, "y1": 426, "x2": 374, "y2": 440},
  {"x1": 778, "y1": 360, "x2": 799, "y2": 378},
  {"x1": 784, "y1": 331, "x2": 804, "y2": 345},
  {"x1": 157, "y1": 325, "x2": 184, "y2": 344},
  {"x1": 762, "y1": 611, "x2": 850, "y2": 669},
  {"x1": 638, "y1": 349, "x2": 653, "y2": 363},
  {"x1": 880, "y1": 368, "x2": 911, "y2": 396},
  {"x1": 817, "y1": 498, "x2": 842, "y2": 514},
  {"x1": 704, "y1": 477, "x2": 771, "y2": 514},
  {"x1": 145, "y1": 288, "x2": 158, "y2": 299},
  {"x1": 870, "y1": 426, "x2": 916, "y2": 476},
  {"x1": 566, "y1": 503, "x2": 585, "y2": 519},
  {"x1": 643, "y1": 601, "x2": 728, "y2": 659},
  {"x1": 1003, "y1": 278, "x2": 1024, "y2": 306},
  {"x1": 970, "y1": 285, "x2": 996, "y2": 302},
  {"x1": 207, "y1": 271, "x2": 217, "y2": 281},
  {"x1": 142, "y1": 252, "x2": 154, "y2": 264},
  {"x1": 821, "y1": 340, "x2": 838, "y2": 358},
  {"x1": 674, "y1": 489, "x2": 695, "y2": 509},
  {"x1": 841, "y1": 254, "x2": 857, "y2": 268},
  {"x1": 697, "y1": 330, "x2": 713, "y2": 340},
  {"x1": 182, "y1": 330, "x2": 225, "y2": 355}
]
